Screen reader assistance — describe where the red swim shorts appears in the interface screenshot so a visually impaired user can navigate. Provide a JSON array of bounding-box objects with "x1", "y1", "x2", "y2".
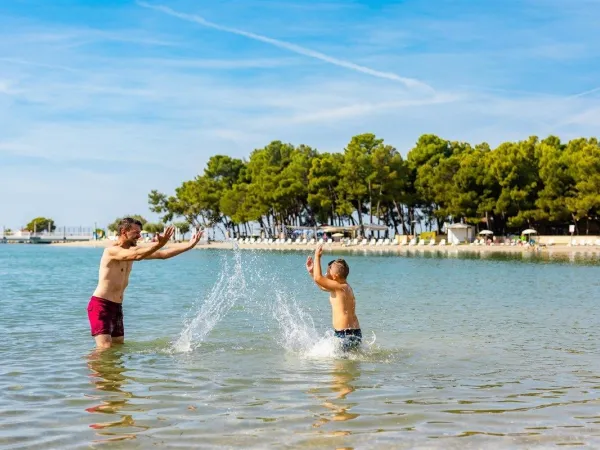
[{"x1": 87, "y1": 296, "x2": 124, "y2": 337}]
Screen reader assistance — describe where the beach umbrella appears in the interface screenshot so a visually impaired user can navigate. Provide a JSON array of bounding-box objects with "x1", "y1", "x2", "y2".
[{"x1": 479, "y1": 230, "x2": 494, "y2": 235}]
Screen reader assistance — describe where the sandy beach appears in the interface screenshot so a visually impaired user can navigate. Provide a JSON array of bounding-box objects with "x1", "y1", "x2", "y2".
[{"x1": 47, "y1": 238, "x2": 600, "y2": 255}]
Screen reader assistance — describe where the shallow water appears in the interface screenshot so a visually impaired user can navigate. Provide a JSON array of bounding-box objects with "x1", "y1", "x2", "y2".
[{"x1": 1, "y1": 244, "x2": 600, "y2": 449}]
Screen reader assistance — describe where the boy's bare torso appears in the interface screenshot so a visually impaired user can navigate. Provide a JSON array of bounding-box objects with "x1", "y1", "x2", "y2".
[
  {"x1": 329, "y1": 283, "x2": 360, "y2": 330},
  {"x1": 92, "y1": 250, "x2": 133, "y2": 303}
]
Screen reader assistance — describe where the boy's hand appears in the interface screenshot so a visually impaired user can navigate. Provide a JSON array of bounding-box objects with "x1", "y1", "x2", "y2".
[
  {"x1": 315, "y1": 244, "x2": 323, "y2": 258},
  {"x1": 306, "y1": 256, "x2": 314, "y2": 273}
]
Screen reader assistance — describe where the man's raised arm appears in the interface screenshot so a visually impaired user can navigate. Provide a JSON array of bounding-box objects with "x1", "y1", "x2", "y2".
[
  {"x1": 146, "y1": 229, "x2": 203, "y2": 260},
  {"x1": 109, "y1": 226, "x2": 175, "y2": 261}
]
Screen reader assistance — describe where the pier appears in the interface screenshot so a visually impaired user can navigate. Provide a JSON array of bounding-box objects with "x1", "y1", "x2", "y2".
[{"x1": 1, "y1": 227, "x2": 96, "y2": 244}]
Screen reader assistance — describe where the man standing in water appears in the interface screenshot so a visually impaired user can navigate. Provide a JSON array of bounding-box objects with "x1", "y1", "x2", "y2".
[{"x1": 88, "y1": 217, "x2": 202, "y2": 350}]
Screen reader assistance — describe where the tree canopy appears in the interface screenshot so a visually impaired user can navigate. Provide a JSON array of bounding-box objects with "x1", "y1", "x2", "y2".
[
  {"x1": 148, "y1": 133, "x2": 600, "y2": 237},
  {"x1": 26, "y1": 217, "x2": 56, "y2": 233}
]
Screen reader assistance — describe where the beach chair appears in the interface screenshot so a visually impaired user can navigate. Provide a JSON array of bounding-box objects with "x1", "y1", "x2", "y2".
[
  {"x1": 595, "y1": 239, "x2": 600, "y2": 246},
  {"x1": 438, "y1": 239, "x2": 446, "y2": 246},
  {"x1": 308, "y1": 238, "x2": 315, "y2": 245},
  {"x1": 376, "y1": 239, "x2": 383, "y2": 246},
  {"x1": 408, "y1": 238, "x2": 416, "y2": 246},
  {"x1": 318, "y1": 238, "x2": 324, "y2": 245},
  {"x1": 428, "y1": 238, "x2": 436, "y2": 246},
  {"x1": 351, "y1": 238, "x2": 358, "y2": 246},
  {"x1": 383, "y1": 238, "x2": 390, "y2": 246},
  {"x1": 360, "y1": 238, "x2": 368, "y2": 246},
  {"x1": 418, "y1": 239, "x2": 425, "y2": 246}
]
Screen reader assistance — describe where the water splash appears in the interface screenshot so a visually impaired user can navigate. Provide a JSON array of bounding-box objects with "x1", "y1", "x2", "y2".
[
  {"x1": 172, "y1": 244, "x2": 247, "y2": 352},
  {"x1": 171, "y1": 244, "x2": 385, "y2": 361}
]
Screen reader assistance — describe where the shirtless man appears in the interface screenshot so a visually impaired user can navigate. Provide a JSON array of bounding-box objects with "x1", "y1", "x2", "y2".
[
  {"x1": 87, "y1": 217, "x2": 202, "y2": 350},
  {"x1": 306, "y1": 244, "x2": 362, "y2": 352}
]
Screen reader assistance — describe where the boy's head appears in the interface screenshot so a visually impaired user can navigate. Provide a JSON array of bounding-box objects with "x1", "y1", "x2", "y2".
[{"x1": 327, "y1": 258, "x2": 350, "y2": 281}]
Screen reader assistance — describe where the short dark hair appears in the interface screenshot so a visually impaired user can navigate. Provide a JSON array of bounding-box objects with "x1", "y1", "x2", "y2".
[
  {"x1": 330, "y1": 258, "x2": 349, "y2": 279},
  {"x1": 118, "y1": 217, "x2": 143, "y2": 236}
]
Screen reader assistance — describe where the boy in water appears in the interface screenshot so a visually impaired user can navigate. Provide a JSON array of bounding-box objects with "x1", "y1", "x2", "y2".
[{"x1": 306, "y1": 244, "x2": 362, "y2": 352}]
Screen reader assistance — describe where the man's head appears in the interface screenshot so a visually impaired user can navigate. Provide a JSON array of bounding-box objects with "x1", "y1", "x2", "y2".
[
  {"x1": 327, "y1": 258, "x2": 350, "y2": 281},
  {"x1": 117, "y1": 217, "x2": 143, "y2": 246}
]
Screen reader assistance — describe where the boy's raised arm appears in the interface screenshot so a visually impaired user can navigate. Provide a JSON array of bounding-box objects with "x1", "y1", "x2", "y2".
[
  {"x1": 313, "y1": 245, "x2": 343, "y2": 291},
  {"x1": 306, "y1": 255, "x2": 328, "y2": 292}
]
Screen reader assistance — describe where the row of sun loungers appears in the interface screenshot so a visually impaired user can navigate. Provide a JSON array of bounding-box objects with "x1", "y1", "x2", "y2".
[
  {"x1": 568, "y1": 239, "x2": 600, "y2": 246},
  {"x1": 233, "y1": 237, "x2": 451, "y2": 247},
  {"x1": 234, "y1": 237, "x2": 600, "y2": 247}
]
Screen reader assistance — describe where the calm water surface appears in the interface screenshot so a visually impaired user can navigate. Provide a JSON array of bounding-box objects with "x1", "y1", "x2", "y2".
[{"x1": 1, "y1": 244, "x2": 600, "y2": 449}]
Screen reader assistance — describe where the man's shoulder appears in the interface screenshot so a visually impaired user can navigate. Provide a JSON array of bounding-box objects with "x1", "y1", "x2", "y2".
[{"x1": 103, "y1": 244, "x2": 124, "y2": 257}]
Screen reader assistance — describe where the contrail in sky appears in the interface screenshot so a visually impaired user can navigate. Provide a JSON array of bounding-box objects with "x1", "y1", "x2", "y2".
[{"x1": 138, "y1": 2, "x2": 434, "y2": 93}]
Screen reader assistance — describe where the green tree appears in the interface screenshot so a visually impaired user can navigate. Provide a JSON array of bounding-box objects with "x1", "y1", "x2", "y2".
[
  {"x1": 338, "y1": 133, "x2": 380, "y2": 236},
  {"x1": 406, "y1": 134, "x2": 454, "y2": 233},
  {"x1": 489, "y1": 137, "x2": 541, "y2": 231},
  {"x1": 173, "y1": 221, "x2": 191, "y2": 238},
  {"x1": 534, "y1": 136, "x2": 572, "y2": 228},
  {"x1": 26, "y1": 217, "x2": 56, "y2": 233},
  {"x1": 564, "y1": 138, "x2": 600, "y2": 234},
  {"x1": 308, "y1": 152, "x2": 344, "y2": 225},
  {"x1": 143, "y1": 222, "x2": 164, "y2": 234}
]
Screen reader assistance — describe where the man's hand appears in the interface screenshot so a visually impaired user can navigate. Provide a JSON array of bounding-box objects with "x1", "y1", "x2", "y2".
[
  {"x1": 306, "y1": 255, "x2": 314, "y2": 273},
  {"x1": 156, "y1": 226, "x2": 175, "y2": 246},
  {"x1": 189, "y1": 228, "x2": 203, "y2": 247}
]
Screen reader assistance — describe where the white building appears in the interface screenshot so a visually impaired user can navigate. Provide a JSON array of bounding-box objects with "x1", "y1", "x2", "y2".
[{"x1": 446, "y1": 223, "x2": 474, "y2": 244}]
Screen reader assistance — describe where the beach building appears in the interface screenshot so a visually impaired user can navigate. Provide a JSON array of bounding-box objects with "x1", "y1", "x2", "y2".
[{"x1": 446, "y1": 223, "x2": 475, "y2": 244}]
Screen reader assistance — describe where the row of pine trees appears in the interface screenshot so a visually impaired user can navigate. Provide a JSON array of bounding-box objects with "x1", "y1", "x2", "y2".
[{"x1": 148, "y1": 133, "x2": 600, "y2": 237}]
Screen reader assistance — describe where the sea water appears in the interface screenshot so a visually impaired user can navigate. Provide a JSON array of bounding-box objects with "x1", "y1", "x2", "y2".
[{"x1": 1, "y1": 244, "x2": 600, "y2": 449}]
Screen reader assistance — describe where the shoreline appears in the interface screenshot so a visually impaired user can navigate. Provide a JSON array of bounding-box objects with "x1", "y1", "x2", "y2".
[{"x1": 44, "y1": 239, "x2": 600, "y2": 256}]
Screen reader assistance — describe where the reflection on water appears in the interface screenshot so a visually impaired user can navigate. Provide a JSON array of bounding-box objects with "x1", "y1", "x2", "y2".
[
  {"x1": 86, "y1": 349, "x2": 146, "y2": 443},
  {"x1": 311, "y1": 359, "x2": 361, "y2": 431}
]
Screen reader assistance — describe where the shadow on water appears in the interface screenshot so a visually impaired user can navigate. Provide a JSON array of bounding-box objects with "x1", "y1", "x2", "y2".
[{"x1": 85, "y1": 349, "x2": 148, "y2": 443}]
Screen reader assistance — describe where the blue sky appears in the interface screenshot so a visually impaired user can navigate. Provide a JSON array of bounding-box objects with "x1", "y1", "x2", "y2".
[{"x1": 1, "y1": 0, "x2": 599, "y2": 230}]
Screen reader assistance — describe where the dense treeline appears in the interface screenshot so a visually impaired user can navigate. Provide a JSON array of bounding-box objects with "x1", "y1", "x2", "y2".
[{"x1": 148, "y1": 133, "x2": 600, "y2": 238}]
